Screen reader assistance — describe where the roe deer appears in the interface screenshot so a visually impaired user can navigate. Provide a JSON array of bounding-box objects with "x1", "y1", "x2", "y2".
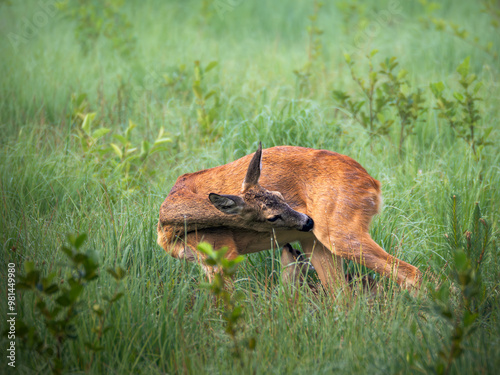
[{"x1": 157, "y1": 143, "x2": 421, "y2": 289}]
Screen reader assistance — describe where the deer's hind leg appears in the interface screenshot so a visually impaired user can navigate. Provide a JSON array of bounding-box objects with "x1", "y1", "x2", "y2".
[
  {"x1": 357, "y1": 235, "x2": 421, "y2": 288},
  {"x1": 316, "y1": 231, "x2": 421, "y2": 289}
]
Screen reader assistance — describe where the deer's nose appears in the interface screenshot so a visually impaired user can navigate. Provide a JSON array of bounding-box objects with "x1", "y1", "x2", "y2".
[{"x1": 300, "y1": 217, "x2": 314, "y2": 232}]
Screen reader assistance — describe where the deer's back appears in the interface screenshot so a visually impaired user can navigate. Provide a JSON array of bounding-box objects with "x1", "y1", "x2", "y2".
[{"x1": 171, "y1": 146, "x2": 381, "y2": 231}]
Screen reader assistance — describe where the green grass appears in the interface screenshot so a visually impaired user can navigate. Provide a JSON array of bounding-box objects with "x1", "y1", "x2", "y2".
[{"x1": 1, "y1": 0, "x2": 499, "y2": 374}]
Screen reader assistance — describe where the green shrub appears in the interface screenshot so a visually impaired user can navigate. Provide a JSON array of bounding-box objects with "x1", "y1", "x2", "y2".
[{"x1": 13, "y1": 234, "x2": 126, "y2": 374}]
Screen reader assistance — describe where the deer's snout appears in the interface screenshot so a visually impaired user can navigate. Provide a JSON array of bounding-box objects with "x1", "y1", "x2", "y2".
[{"x1": 300, "y1": 216, "x2": 314, "y2": 232}]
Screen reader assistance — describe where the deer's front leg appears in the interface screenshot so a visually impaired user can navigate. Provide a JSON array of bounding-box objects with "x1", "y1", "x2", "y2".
[{"x1": 301, "y1": 238, "x2": 346, "y2": 293}]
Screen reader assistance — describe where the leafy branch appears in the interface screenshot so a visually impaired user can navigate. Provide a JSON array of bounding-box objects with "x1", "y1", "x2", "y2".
[
  {"x1": 428, "y1": 196, "x2": 493, "y2": 375},
  {"x1": 430, "y1": 57, "x2": 491, "y2": 156},
  {"x1": 192, "y1": 60, "x2": 221, "y2": 142},
  {"x1": 12, "y1": 234, "x2": 127, "y2": 375},
  {"x1": 74, "y1": 110, "x2": 172, "y2": 195},
  {"x1": 333, "y1": 51, "x2": 426, "y2": 155},
  {"x1": 418, "y1": 0, "x2": 498, "y2": 60},
  {"x1": 197, "y1": 242, "x2": 256, "y2": 361},
  {"x1": 57, "y1": 0, "x2": 136, "y2": 56},
  {"x1": 293, "y1": 0, "x2": 324, "y2": 97}
]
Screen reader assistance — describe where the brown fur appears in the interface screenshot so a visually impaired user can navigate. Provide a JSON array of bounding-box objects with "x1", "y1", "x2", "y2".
[{"x1": 157, "y1": 145, "x2": 421, "y2": 289}]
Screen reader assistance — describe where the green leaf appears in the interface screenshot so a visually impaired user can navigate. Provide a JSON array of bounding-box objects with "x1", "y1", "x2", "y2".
[
  {"x1": 73, "y1": 92, "x2": 87, "y2": 107},
  {"x1": 157, "y1": 127, "x2": 165, "y2": 139},
  {"x1": 376, "y1": 112, "x2": 385, "y2": 123},
  {"x1": 81, "y1": 113, "x2": 97, "y2": 136},
  {"x1": 61, "y1": 246, "x2": 73, "y2": 258},
  {"x1": 463, "y1": 311, "x2": 478, "y2": 327},
  {"x1": 212, "y1": 273, "x2": 224, "y2": 289},
  {"x1": 93, "y1": 304, "x2": 104, "y2": 316},
  {"x1": 205, "y1": 258, "x2": 217, "y2": 266},
  {"x1": 435, "y1": 284, "x2": 450, "y2": 303},
  {"x1": 194, "y1": 60, "x2": 201, "y2": 79},
  {"x1": 456, "y1": 56, "x2": 470, "y2": 79},
  {"x1": 231, "y1": 255, "x2": 245, "y2": 265},
  {"x1": 473, "y1": 81, "x2": 483, "y2": 94},
  {"x1": 193, "y1": 84, "x2": 203, "y2": 100},
  {"x1": 205, "y1": 61, "x2": 218, "y2": 73},
  {"x1": 430, "y1": 81, "x2": 445, "y2": 97},
  {"x1": 197, "y1": 242, "x2": 215, "y2": 257},
  {"x1": 96, "y1": 146, "x2": 113, "y2": 156},
  {"x1": 23, "y1": 270, "x2": 40, "y2": 287},
  {"x1": 79, "y1": 134, "x2": 89, "y2": 152},
  {"x1": 14, "y1": 320, "x2": 31, "y2": 337},
  {"x1": 215, "y1": 247, "x2": 229, "y2": 261},
  {"x1": 92, "y1": 127, "x2": 111, "y2": 140},
  {"x1": 107, "y1": 267, "x2": 125, "y2": 281},
  {"x1": 204, "y1": 90, "x2": 216, "y2": 100},
  {"x1": 44, "y1": 272, "x2": 57, "y2": 284},
  {"x1": 107, "y1": 268, "x2": 118, "y2": 279},
  {"x1": 199, "y1": 282, "x2": 212, "y2": 289},
  {"x1": 110, "y1": 143, "x2": 123, "y2": 159},
  {"x1": 24, "y1": 261, "x2": 35, "y2": 274},
  {"x1": 124, "y1": 148, "x2": 138, "y2": 157},
  {"x1": 141, "y1": 140, "x2": 151, "y2": 156},
  {"x1": 115, "y1": 267, "x2": 126, "y2": 280},
  {"x1": 74, "y1": 253, "x2": 88, "y2": 264},
  {"x1": 67, "y1": 233, "x2": 78, "y2": 247},
  {"x1": 69, "y1": 283, "x2": 84, "y2": 301},
  {"x1": 74, "y1": 233, "x2": 87, "y2": 249},
  {"x1": 248, "y1": 337, "x2": 256, "y2": 350},
  {"x1": 231, "y1": 305, "x2": 243, "y2": 320},
  {"x1": 453, "y1": 91, "x2": 464, "y2": 102},
  {"x1": 150, "y1": 146, "x2": 169, "y2": 155},
  {"x1": 44, "y1": 284, "x2": 59, "y2": 295},
  {"x1": 153, "y1": 138, "x2": 172, "y2": 146},
  {"x1": 56, "y1": 295, "x2": 72, "y2": 307},
  {"x1": 126, "y1": 120, "x2": 137, "y2": 140},
  {"x1": 332, "y1": 90, "x2": 349, "y2": 102},
  {"x1": 110, "y1": 292, "x2": 124, "y2": 302},
  {"x1": 454, "y1": 250, "x2": 468, "y2": 273},
  {"x1": 112, "y1": 134, "x2": 128, "y2": 145},
  {"x1": 482, "y1": 127, "x2": 492, "y2": 139},
  {"x1": 232, "y1": 290, "x2": 245, "y2": 302}
]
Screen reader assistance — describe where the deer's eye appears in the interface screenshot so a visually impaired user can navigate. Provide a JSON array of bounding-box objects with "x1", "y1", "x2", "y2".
[{"x1": 267, "y1": 215, "x2": 281, "y2": 222}]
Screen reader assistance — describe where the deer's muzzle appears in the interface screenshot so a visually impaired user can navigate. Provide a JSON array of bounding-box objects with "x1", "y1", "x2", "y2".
[{"x1": 300, "y1": 217, "x2": 314, "y2": 232}]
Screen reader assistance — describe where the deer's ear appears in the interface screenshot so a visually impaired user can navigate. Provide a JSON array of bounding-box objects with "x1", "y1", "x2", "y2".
[
  {"x1": 242, "y1": 142, "x2": 262, "y2": 192},
  {"x1": 209, "y1": 193, "x2": 246, "y2": 215}
]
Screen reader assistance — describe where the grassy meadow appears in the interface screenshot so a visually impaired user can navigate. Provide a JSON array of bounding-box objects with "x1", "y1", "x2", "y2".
[{"x1": 0, "y1": 0, "x2": 499, "y2": 373}]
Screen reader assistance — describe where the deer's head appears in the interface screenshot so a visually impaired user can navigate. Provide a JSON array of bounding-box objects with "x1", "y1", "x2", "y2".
[{"x1": 208, "y1": 143, "x2": 314, "y2": 232}]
